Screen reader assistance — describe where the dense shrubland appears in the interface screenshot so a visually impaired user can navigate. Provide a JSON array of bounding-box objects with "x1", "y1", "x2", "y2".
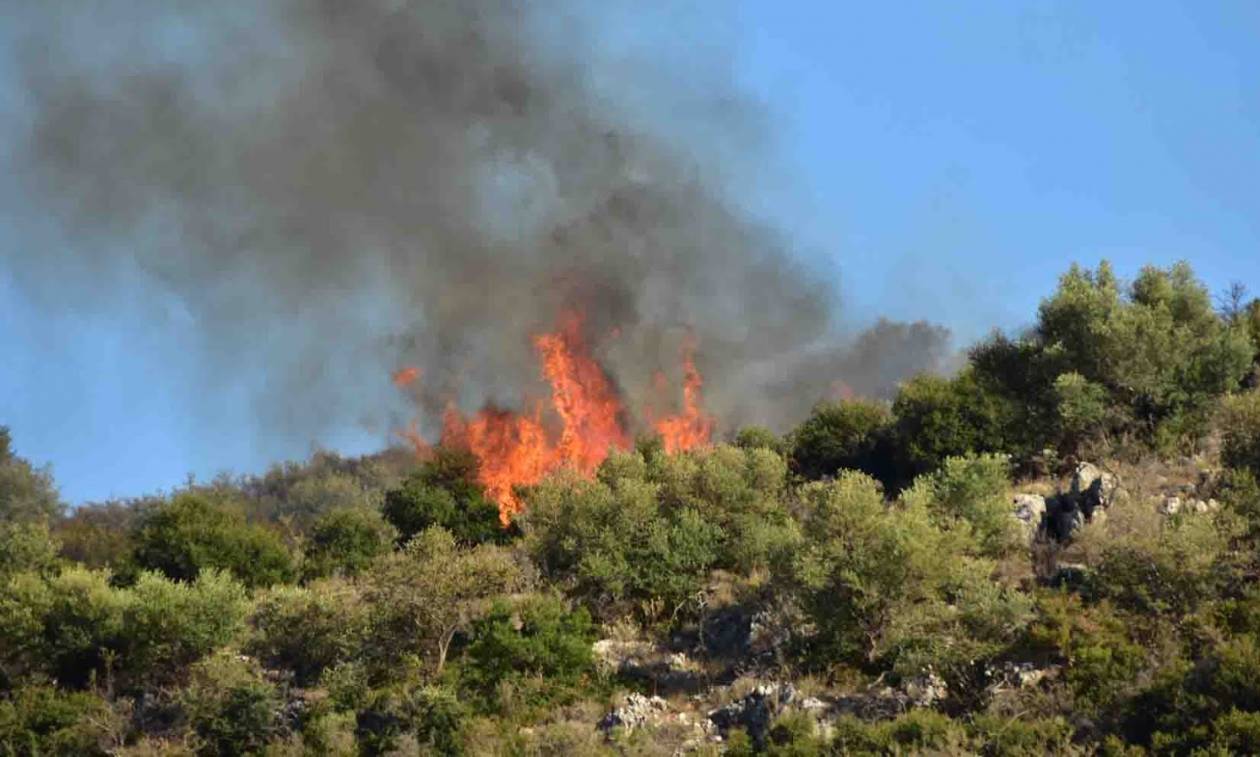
[{"x1": 3, "y1": 261, "x2": 1260, "y2": 754}]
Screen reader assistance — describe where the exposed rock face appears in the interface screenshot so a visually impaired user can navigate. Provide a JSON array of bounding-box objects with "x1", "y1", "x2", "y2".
[
  {"x1": 708, "y1": 683, "x2": 799, "y2": 748},
  {"x1": 900, "y1": 671, "x2": 948, "y2": 708},
  {"x1": 1071, "y1": 462, "x2": 1118, "y2": 511},
  {"x1": 1012, "y1": 493, "x2": 1046, "y2": 536},
  {"x1": 599, "y1": 693, "x2": 669, "y2": 732},
  {"x1": 1041, "y1": 461, "x2": 1121, "y2": 540}
]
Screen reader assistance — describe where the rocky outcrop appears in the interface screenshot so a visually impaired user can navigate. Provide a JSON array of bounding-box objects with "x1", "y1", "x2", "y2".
[
  {"x1": 1038, "y1": 461, "x2": 1121, "y2": 540},
  {"x1": 599, "y1": 693, "x2": 670, "y2": 732},
  {"x1": 1012, "y1": 493, "x2": 1046, "y2": 537},
  {"x1": 708, "y1": 683, "x2": 800, "y2": 748}
]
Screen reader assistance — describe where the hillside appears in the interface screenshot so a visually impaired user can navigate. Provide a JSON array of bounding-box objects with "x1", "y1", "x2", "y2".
[{"x1": 4, "y1": 260, "x2": 1260, "y2": 755}]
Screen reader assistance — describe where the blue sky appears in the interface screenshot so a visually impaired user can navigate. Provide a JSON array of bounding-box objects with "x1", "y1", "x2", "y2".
[{"x1": 2, "y1": 1, "x2": 1259, "y2": 504}]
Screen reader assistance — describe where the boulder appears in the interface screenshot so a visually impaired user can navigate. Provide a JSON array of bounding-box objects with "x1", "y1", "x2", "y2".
[
  {"x1": 708, "y1": 683, "x2": 798, "y2": 747},
  {"x1": 901, "y1": 670, "x2": 948, "y2": 708},
  {"x1": 1012, "y1": 494, "x2": 1046, "y2": 534},
  {"x1": 1071, "y1": 462, "x2": 1118, "y2": 511},
  {"x1": 599, "y1": 693, "x2": 669, "y2": 732}
]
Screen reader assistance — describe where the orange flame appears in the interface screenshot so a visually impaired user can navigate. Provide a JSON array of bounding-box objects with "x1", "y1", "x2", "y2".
[
  {"x1": 533, "y1": 312, "x2": 630, "y2": 475},
  {"x1": 653, "y1": 338, "x2": 715, "y2": 454},
  {"x1": 396, "y1": 313, "x2": 714, "y2": 524},
  {"x1": 392, "y1": 366, "x2": 421, "y2": 388}
]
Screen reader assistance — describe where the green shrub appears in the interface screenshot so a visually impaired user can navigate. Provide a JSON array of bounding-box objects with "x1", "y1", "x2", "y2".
[
  {"x1": 788, "y1": 399, "x2": 895, "y2": 484},
  {"x1": 1222, "y1": 390, "x2": 1260, "y2": 478},
  {"x1": 788, "y1": 474, "x2": 1029, "y2": 679},
  {"x1": 181, "y1": 652, "x2": 282, "y2": 757},
  {"x1": 0, "y1": 685, "x2": 122, "y2": 756},
  {"x1": 524, "y1": 462, "x2": 719, "y2": 623},
  {"x1": 967, "y1": 713, "x2": 1073, "y2": 756},
  {"x1": 120, "y1": 569, "x2": 249, "y2": 689},
  {"x1": 382, "y1": 448, "x2": 507, "y2": 545},
  {"x1": 891, "y1": 371, "x2": 1011, "y2": 480},
  {"x1": 129, "y1": 493, "x2": 295, "y2": 588},
  {"x1": 902, "y1": 453, "x2": 1020, "y2": 558},
  {"x1": 246, "y1": 580, "x2": 362, "y2": 686},
  {"x1": 650, "y1": 445, "x2": 798, "y2": 572},
  {"x1": 0, "y1": 567, "x2": 126, "y2": 688},
  {"x1": 732, "y1": 426, "x2": 787, "y2": 456},
  {"x1": 0, "y1": 428, "x2": 63, "y2": 524},
  {"x1": 363, "y1": 528, "x2": 522, "y2": 678},
  {"x1": 0, "y1": 521, "x2": 60, "y2": 577},
  {"x1": 460, "y1": 594, "x2": 595, "y2": 709},
  {"x1": 301, "y1": 507, "x2": 395, "y2": 580}
]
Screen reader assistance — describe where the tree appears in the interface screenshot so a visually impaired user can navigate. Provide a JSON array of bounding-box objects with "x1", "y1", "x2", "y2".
[
  {"x1": 363, "y1": 527, "x2": 521, "y2": 677},
  {"x1": 1221, "y1": 391, "x2": 1260, "y2": 479},
  {"x1": 789, "y1": 400, "x2": 896, "y2": 484},
  {"x1": 890, "y1": 371, "x2": 1010, "y2": 480},
  {"x1": 302, "y1": 507, "x2": 396, "y2": 580},
  {"x1": 382, "y1": 448, "x2": 507, "y2": 545},
  {"x1": 0, "y1": 427, "x2": 62, "y2": 523},
  {"x1": 128, "y1": 493, "x2": 295, "y2": 588}
]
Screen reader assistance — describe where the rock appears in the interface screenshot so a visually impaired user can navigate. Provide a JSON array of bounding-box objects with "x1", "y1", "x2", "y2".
[
  {"x1": 1012, "y1": 493, "x2": 1047, "y2": 533},
  {"x1": 592, "y1": 639, "x2": 655, "y2": 675},
  {"x1": 901, "y1": 670, "x2": 948, "y2": 708},
  {"x1": 1160, "y1": 496, "x2": 1182, "y2": 516},
  {"x1": 708, "y1": 683, "x2": 798, "y2": 747},
  {"x1": 1071, "y1": 462, "x2": 1118, "y2": 511},
  {"x1": 599, "y1": 693, "x2": 669, "y2": 732},
  {"x1": 1046, "y1": 494, "x2": 1085, "y2": 540}
]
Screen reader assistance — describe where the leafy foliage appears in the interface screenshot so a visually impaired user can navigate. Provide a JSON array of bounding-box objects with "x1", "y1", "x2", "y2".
[
  {"x1": 128, "y1": 493, "x2": 295, "y2": 588},
  {"x1": 381, "y1": 448, "x2": 508, "y2": 545}
]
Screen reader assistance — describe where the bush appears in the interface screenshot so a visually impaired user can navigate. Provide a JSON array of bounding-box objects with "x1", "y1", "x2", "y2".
[
  {"x1": 788, "y1": 400, "x2": 894, "y2": 484},
  {"x1": 0, "y1": 428, "x2": 62, "y2": 524},
  {"x1": 891, "y1": 371, "x2": 1011, "y2": 481},
  {"x1": 129, "y1": 493, "x2": 295, "y2": 588},
  {"x1": 382, "y1": 448, "x2": 508, "y2": 545},
  {"x1": 732, "y1": 426, "x2": 786, "y2": 456},
  {"x1": 181, "y1": 653, "x2": 282, "y2": 757},
  {"x1": 0, "y1": 567, "x2": 126, "y2": 688},
  {"x1": 524, "y1": 461, "x2": 720, "y2": 623},
  {"x1": 902, "y1": 454, "x2": 1021, "y2": 558},
  {"x1": 363, "y1": 528, "x2": 522, "y2": 678},
  {"x1": 0, "y1": 521, "x2": 60, "y2": 577},
  {"x1": 460, "y1": 594, "x2": 595, "y2": 709},
  {"x1": 1222, "y1": 390, "x2": 1260, "y2": 479},
  {"x1": 0, "y1": 685, "x2": 122, "y2": 756},
  {"x1": 788, "y1": 474, "x2": 1030, "y2": 680},
  {"x1": 650, "y1": 444, "x2": 799, "y2": 572},
  {"x1": 301, "y1": 507, "x2": 395, "y2": 580},
  {"x1": 247, "y1": 580, "x2": 362, "y2": 686}
]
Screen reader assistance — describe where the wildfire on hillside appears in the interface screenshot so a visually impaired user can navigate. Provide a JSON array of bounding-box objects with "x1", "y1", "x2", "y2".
[{"x1": 396, "y1": 311, "x2": 715, "y2": 525}]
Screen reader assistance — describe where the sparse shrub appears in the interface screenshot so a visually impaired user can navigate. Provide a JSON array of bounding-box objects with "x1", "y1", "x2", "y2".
[
  {"x1": 128, "y1": 493, "x2": 295, "y2": 588},
  {"x1": 902, "y1": 453, "x2": 1021, "y2": 558},
  {"x1": 301, "y1": 507, "x2": 395, "y2": 580},
  {"x1": 787, "y1": 474, "x2": 1030, "y2": 680}
]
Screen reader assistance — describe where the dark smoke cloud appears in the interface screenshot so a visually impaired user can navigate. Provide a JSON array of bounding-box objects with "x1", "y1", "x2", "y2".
[{"x1": 3, "y1": 0, "x2": 950, "y2": 447}]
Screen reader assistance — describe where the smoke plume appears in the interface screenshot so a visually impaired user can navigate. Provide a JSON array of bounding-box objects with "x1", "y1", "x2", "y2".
[{"x1": 2, "y1": 0, "x2": 949, "y2": 453}]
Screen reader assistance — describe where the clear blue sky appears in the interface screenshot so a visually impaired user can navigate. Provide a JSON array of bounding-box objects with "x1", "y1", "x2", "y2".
[{"x1": 2, "y1": 1, "x2": 1259, "y2": 504}]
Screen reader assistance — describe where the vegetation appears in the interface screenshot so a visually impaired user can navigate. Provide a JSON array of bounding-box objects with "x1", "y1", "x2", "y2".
[{"x1": 2, "y1": 261, "x2": 1260, "y2": 753}]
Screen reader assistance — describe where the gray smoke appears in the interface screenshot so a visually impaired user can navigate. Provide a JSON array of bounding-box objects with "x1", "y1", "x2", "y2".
[{"x1": 2, "y1": 0, "x2": 950, "y2": 446}]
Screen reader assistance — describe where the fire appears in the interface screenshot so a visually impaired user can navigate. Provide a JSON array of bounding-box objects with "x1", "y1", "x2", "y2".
[
  {"x1": 392, "y1": 366, "x2": 421, "y2": 388},
  {"x1": 441, "y1": 404, "x2": 553, "y2": 525},
  {"x1": 533, "y1": 313, "x2": 630, "y2": 475},
  {"x1": 652, "y1": 338, "x2": 715, "y2": 454},
  {"x1": 397, "y1": 312, "x2": 715, "y2": 524}
]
